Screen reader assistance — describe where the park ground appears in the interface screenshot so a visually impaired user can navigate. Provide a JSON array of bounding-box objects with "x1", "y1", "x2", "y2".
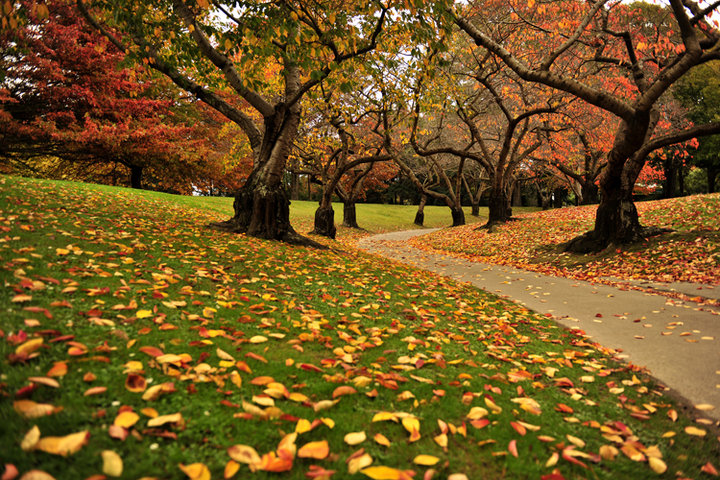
[{"x1": 1, "y1": 175, "x2": 719, "y2": 480}]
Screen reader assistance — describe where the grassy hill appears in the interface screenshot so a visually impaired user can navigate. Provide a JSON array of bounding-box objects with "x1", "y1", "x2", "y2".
[{"x1": 1, "y1": 176, "x2": 718, "y2": 480}]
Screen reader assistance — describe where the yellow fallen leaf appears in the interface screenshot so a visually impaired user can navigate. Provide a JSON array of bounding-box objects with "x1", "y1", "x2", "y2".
[
  {"x1": 684, "y1": 426, "x2": 706, "y2": 436},
  {"x1": 21, "y1": 425, "x2": 41, "y2": 451},
  {"x1": 216, "y1": 348, "x2": 235, "y2": 361},
  {"x1": 224, "y1": 460, "x2": 240, "y2": 479},
  {"x1": 466, "y1": 407, "x2": 489, "y2": 420},
  {"x1": 295, "y1": 419, "x2": 312, "y2": 434},
  {"x1": 413, "y1": 455, "x2": 440, "y2": 466},
  {"x1": 102, "y1": 450, "x2": 123, "y2": 477},
  {"x1": 28, "y1": 377, "x2": 60, "y2": 388},
  {"x1": 344, "y1": 431, "x2": 366, "y2": 445},
  {"x1": 374, "y1": 433, "x2": 391, "y2": 447},
  {"x1": 147, "y1": 413, "x2": 182, "y2": 427},
  {"x1": 16, "y1": 338, "x2": 43, "y2": 356},
  {"x1": 371, "y1": 411, "x2": 397, "y2": 423},
  {"x1": 402, "y1": 417, "x2": 420, "y2": 442},
  {"x1": 136, "y1": 309, "x2": 153, "y2": 319},
  {"x1": 648, "y1": 457, "x2": 667, "y2": 474},
  {"x1": 348, "y1": 453, "x2": 373, "y2": 474},
  {"x1": 695, "y1": 404, "x2": 715, "y2": 411},
  {"x1": 179, "y1": 463, "x2": 211, "y2": 480},
  {"x1": 114, "y1": 411, "x2": 140, "y2": 428},
  {"x1": 35, "y1": 431, "x2": 89, "y2": 456},
  {"x1": 249, "y1": 335, "x2": 268, "y2": 344},
  {"x1": 360, "y1": 466, "x2": 405, "y2": 479}
]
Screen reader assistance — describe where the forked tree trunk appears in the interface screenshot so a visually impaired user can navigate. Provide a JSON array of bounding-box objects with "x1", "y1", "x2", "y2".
[
  {"x1": 210, "y1": 107, "x2": 317, "y2": 246},
  {"x1": 414, "y1": 194, "x2": 427, "y2": 226}
]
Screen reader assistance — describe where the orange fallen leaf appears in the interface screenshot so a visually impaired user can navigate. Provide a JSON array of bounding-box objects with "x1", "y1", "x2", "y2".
[
  {"x1": 298, "y1": 440, "x2": 329, "y2": 460},
  {"x1": 332, "y1": 386, "x2": 357, "y2": 398},
  {"x1": 402, "y1": 417, "x2": 420, "y2": 442},
  {"x1": 374, "y1": 434, "x2": 391, "y2": 447},
  {"x1": 114, "y1": 411, "x2": 139, "y2": 428},
  {"x1": 83, "y1": 386, "x2": 107, "y2": 396},
  {"x1": 46, "y1": 362, "x2": 68, "y2": 378},
  {"x1": 224, "y1": 460, "x2": 240, "y2": 479},
  {"x1": 18, "y1": 471, "x2": 55, "y2": 480},
  {"x1": 179, "y1": 463, "x2": 210, "y2": 480},
  {"x1": 147, "y1": 413, "x2": 182, "y2": 427}
]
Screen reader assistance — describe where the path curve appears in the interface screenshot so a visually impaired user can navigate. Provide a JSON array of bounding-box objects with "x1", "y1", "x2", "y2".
[{"x1": 358, "y1": 229, "x2": 720, "y2": 423}]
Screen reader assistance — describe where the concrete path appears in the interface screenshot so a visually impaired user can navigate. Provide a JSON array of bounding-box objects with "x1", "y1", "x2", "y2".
[{"x1": 358, "y1": 229, "x2": 720, "y2": 423}]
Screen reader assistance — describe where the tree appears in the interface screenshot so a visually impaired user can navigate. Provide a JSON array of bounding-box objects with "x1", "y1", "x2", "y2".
[
  {"x1": 455, "y1": 0, "x2": 720, "y2": 251},
  {"x1": 78, "y1": 0, "x2": 425, "y2": 243},
  {"x1": 674, "y1": 60, "x2": 720, "y2": 193},
  {"x1": 0, "y1": 0, "x2": 211, "y2": 192}
]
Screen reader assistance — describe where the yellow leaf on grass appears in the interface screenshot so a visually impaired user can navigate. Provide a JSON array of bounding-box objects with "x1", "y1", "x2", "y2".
[
  {"x1": 224, "y1": 460, "x2": 240, "y2": 478},
  {"x1": 402, "y1": 417, "x2": 420, "y2": 442},
  {"x1": 28, "y1": 377, "x2": 60, "y2": 388},
  {"x1": 413, "y1": 455, "x2": 439, "y2": 466},
  {"x1": 114, "y1": 411, "x2": 139, "y2": 428},
  {"x1": 372, "y1": 411, "x2": 397, "y2": 423},
  {"x1": 16, "y1": 338, "x2": 43, "y2": 356},
  {"x1": 344, "y1": 431, "x2": 366, "y2": 445},
  {"x1": 360, "y1": 466, "x2": 406, "y2": 479},
  {"x1": 298, "y1": 440, "x2": 329, "y2": 459},
  {"x1": 102, "y1": 450, "x2": 123, "y2": 477},
  {"x1": 147, "y1": 413, "x2": 182, "y2": 427},
  {"x1": 21, "y1": 425, "x2": 41, "y2": 451},
  {"x1": 348, "y1": 453, "x2": 373, "y2": 474},
  {"x1": 685, "y1": 426, "x2": 706, "y2": 436},
  {"x1": 136, "y1": 309, "x2": 153, "y2": 319},
  {"x1": 649, "y1": 457, "x2": 667, "y2": 474},
  {"x1": 295, "y1": 419, "x2": 312, "y2": 434},
  {"x1": 249, "y1": 335, "x2": 268, "y2": 344},
  {"x1": 179, "y1": 463, "x2": 211, "y2": 480},
  {"x1": 35, "y1": 431, "x2": 89, "y2": 456},
  {"x1": 374, "y1": 433, "x2": 391, "y2": 447}
]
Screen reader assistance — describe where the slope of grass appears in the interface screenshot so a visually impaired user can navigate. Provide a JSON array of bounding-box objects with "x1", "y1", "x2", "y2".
[
  {"x1": 412, "y1": 194, "x2": 720, "y2": 286},
  {"x1": 1, "y1": 175, "x2": 718, "y2": 480}
]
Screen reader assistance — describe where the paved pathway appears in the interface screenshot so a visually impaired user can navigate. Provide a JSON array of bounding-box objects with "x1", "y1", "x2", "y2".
[{"x1": 358, "y1": 229, "x2": 720, "y2": 423}]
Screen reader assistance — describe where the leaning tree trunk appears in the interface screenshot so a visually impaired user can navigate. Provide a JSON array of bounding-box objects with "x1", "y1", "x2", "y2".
[
  {"x1": 414, "y1": 194, "x2": 427, "y2": 226},
  {"x1": 342, "y1": 201, "x2": 360, "y2": 229},
  {"x1": 564, "y1": 118, "x2": 666, "y2": 253}
]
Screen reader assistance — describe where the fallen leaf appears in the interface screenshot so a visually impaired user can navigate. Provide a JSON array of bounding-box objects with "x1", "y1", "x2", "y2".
[
  {"x1": 413, "y1": 455, "x2": 439, "y2": 466},
  {"x1": 101, "y1": 450, "x2": 123, "y2": 477},
  {"x1": 35, "y1": 431, "x2": 89, "y2": 456},
  {"x1": 179, "y1": 463, "x2": 211, "y2": 480},
  {"x1": 21, "y1": 425, "x2": 40, "y2": 451},
  {"x1": 298, "y1": 440, "x2": 329, "y2": 460},
  {"x1": 344, "y1": 431, "x2": 366, "y2": 446}
]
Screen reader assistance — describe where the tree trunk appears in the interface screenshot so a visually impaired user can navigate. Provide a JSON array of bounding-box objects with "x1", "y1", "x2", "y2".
[
  {"x1": 290, "y1": 172, "x2": 300, "y2": 200},
  {"x1": 662, "y1": 157, "x2": 677, "y2": 198},
  {"x1": 209, "y1": 106, "x2": 319, "y2": 246},
  {"x1": 580, "y1": 181, "x2": 599, "y2": 205},
  {"x1": 470, "y1": 202, "x2": 480, "y2": 216},
  {"x1": 342, "y1": 201, "x2": 359, "y2": 229},
  {"x1": 414, "y1": 194, "x2": 427, "y2": 226},
  {"x1": 485, "y1": 184, "x2": 512, "y2": 227},
  {"x1": 707, "y1": 165, "x2": 718, "y2": 193},
  {"x1": 130, "y1": 165, "x2": 143, "y2": 189},
  {"x1": 313, "y1": 204, "x2": 336, "y2": 238},
  {"x1": 450, "y1": 206, "x2": 465, "y2": 227}
]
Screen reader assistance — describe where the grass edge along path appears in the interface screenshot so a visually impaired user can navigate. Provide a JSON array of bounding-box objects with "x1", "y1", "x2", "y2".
[
  {"x1": 0, "y1": 175, "x2": 719, "y2": 480},
  {"x1": 410, "y1": 195, "x2": 720, "y2": 299}
]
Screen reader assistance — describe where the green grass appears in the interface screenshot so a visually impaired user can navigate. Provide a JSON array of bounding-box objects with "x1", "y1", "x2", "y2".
[{"x1": 1, "y1": 175, "x2": 718, "y2": 480}]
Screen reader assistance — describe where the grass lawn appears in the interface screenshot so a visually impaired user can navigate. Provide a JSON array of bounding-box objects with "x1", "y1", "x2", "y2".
[
  {"x1": 1, "y1": 175, "x2": 718, "y2": 480},
  {"x1": 412, "y1": 194, "x2": 720, "y2": 286}
]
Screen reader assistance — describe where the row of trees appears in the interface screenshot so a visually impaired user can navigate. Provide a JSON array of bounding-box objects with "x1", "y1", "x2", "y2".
[{"x1": 3, "y1": 0, "x2": 719, "y2": 251}]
